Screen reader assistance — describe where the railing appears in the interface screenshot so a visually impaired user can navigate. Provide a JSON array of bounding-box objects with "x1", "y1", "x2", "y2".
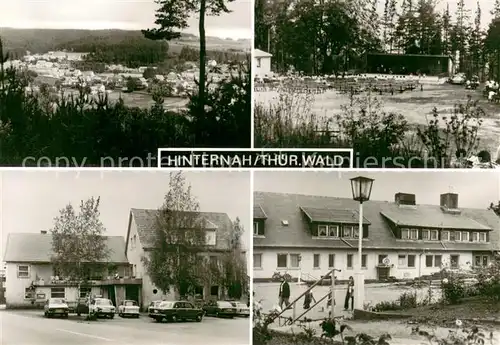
[
  {"x1": 300, "y1": 272, "x2": 319, "y2": 282},
  {"x1": 268, "y1": 268, "x2": 341, "y2": 325}
]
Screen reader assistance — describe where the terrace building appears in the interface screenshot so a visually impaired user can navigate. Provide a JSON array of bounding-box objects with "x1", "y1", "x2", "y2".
[{"x1": 253, "y1": 191, "x2": 499, "y2": 283}]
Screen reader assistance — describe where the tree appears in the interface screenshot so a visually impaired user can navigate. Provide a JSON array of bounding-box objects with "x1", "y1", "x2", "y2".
[
  {"x1": 143, "y1": 0, "x2": 234, "y2": 113},
  {"x1": 50, "y1": 197, "x2": 109, "y2": 293},
  {"x1": 220, "y1": 217, "x2": 247, "y2": 299},
  {"x1": 142, "y1": 172, "x2": 208, "y2": 298},
  {"x1": 126, "y1": 77, "x2": 138, "y2": 92},
  {"x1": 143, "y1": 67, "x2": 156, "y2": 80}
]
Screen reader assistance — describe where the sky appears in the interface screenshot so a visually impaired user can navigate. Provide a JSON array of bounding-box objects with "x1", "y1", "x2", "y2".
[
  {"x1": 0, "y1": 0, "x2": 251, "y2": 39},
  {"x1": 254, "y1": 170, "x2": 499, "y2": 209},
  {"x1": 0, "y1": 170, "x2": 251, "y2": 262}
]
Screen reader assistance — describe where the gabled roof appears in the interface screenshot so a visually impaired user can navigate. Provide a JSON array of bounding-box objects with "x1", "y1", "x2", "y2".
[
  {"x1": 253, "y1": 204, "x2": 267, "y2": 219},
  {"x1": 253, "y1": 192, "x2": 499, "y2": 251},
  {"x1": 127, "y1": 208, "x2": 233, "y2": 251},
  {"x1": 3, "y1": 233, "x2": 129, "y2": 263},
  {"x1": 254, "y1": 49, "x2": 272, "y2": 58},
  {"x1": 300, "y1": 206, "x2": 371, "y2": 225}
]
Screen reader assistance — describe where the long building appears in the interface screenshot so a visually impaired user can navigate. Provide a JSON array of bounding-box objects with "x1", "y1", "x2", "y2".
[{"x1": 253, "y1": 191, "x2": 499, "y2": 282}]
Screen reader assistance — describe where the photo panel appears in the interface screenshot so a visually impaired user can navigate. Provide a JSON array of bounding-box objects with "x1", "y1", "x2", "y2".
[
  {"x1": 0, "y1": 169, "x2": 251, "y2": 345},
  {"x1": 254, "y1": 0, "x2": 500, "y2": 169},
  {"x1": 252, "y1": 169, "x2": 500, "y2": 343},
  {"x1": 0, "y1": 0, "x2": 251, "y2": 168}
]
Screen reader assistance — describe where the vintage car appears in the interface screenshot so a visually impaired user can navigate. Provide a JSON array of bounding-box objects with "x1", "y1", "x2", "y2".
[
  {"x1": 230, "y1": 301, "x2": 250, "y2": 317},
  {"x1": 44, "y1": 298, "x2": 69, "y2": 318},
  {"x1": 449, "y1": 73, "x2": 466, "y2": 85},
  {"x1": 149, "y1": 300, "x2": 203, "y2": 323},
  {"x1": 89, "y1": 298, "x2": 115, "y2": 318},
  {"x1": 148, "y1": 300, "x2": 163, "y2": 318},
  {"x1": 202, "y1": 300, "x2": 236, "y2": 318},
  {"x1": 118, "y1": 300, "x2": 140, "y2": 318}
]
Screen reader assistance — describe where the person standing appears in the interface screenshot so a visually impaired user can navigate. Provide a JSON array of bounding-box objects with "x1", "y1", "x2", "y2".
[
  {"x1": 344, "y1": 276, "x2": 354, "y2": 311},
  {"x1": 303, "y1": 290, "x2": 315, "y2": 310},
  {"x1": 278, "y1": 277, "x2": 291, "y2": 310}
]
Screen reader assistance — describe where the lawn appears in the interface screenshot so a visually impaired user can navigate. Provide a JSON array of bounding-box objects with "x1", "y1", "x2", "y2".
[{"x1": 254, "y1": 82, "x2": 500, "y2": 156}]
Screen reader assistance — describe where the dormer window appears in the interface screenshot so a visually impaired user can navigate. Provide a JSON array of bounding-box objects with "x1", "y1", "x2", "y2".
[
  {"x1": 461, "y1": 232, "x2": 469, "y2": 242},
  {"x1": 205, "y1": 230, "x2": 216, "y2": 246},
  {"x1": 442, "y1": 230, "x2": 450, "y2": 241},
  {"x1": 430, "y1": 230, "x2": 438, "y2": 240},
  {"x1": 479, "y1": 232, "x2": 487, "y2": 242},
  {"x1": 254, "y1": 221, "x2": 265, "y2": 236},
  {"x1": 317, "y1": 225, "x2": 339, "y2": 238}
]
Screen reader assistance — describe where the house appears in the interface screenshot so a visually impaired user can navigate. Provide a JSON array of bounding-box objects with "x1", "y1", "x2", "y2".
[
  {"x1": 3, "y1": 231, "x2": 142, "y2": 308},
  {"x1": 125, "y1": 208, "x2": 240, "y2": 308},
  {"x1": 253, "y1": 191, "x2": 499, "y2": 283},
  {"x1": 366, "y1": 53, "x2": 455, "y2": 76},
  {"x1": 253, "y1": 49, "x2": 272, "y2": 78}
]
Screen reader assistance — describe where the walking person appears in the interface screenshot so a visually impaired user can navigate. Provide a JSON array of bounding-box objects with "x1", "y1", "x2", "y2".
[
  {"x1": 303, "y1": 290, "x2": 315, "y2": 310},
  {"x1": 278, "y1": 276, "x2": 291, "y2": 310},
  {"x1": 344, "y1": 276, "x2": 354, "y2": 311}
]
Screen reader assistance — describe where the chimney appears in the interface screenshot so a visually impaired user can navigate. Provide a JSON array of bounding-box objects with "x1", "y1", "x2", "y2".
[
  {"x1": 40, "y1": 230, "x2": 47, "y2": 234},
  {"x1": 440, "y1": 193, "x2": 460, "y2": 213},
  {"x1": 395, "y1": 193, "x2": 416, "y2": 206}
]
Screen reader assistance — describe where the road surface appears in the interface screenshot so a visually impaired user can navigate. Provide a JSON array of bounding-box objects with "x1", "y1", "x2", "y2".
[{"x1": 1, "y1": 310, "x2": 250, "y2": 345}]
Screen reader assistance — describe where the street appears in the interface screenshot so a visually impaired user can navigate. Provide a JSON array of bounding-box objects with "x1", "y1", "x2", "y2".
[{"x1": 0, "y1": 310, "x2": 250, "y2": 345}]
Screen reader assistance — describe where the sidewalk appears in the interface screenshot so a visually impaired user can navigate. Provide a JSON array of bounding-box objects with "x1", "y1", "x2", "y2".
[{"x1": 269, "y1": 320, "x2": 500, "y2": 345}]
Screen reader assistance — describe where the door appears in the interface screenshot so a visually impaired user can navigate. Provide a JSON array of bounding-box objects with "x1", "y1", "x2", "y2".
[
  {"x1": 184, "y1": 302, "x2": 196, "y2": 318},
  {"x1": 126, "y1": 285, "x2": 140, "y2": 307},
  {"x1": 174, "y1": 302, "x2": 185, "y2": 318},
  {"x1": 107, "y1": 286, "x2": 116, "y2": 306}
]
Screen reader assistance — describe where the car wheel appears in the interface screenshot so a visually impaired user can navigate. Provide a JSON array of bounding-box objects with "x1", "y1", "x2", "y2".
[
  {"x1": 77, "y1": 312, "x2": 81, "y2": 316},
  {"x1": 171, "y1": 315, "x2": 178, "y2": 322},
  {"x1": 63, "y1": 314, "x2": 68, "y2": 319},
  {"x1": 135, "y1": 314, "x2": 140, "y2": 318},
  {"x1": 196, "y1": 314, "x2": 202, "y2": 322},
  {"x1": 216, "y1": 312, "x2": 219, "y2": 318},
  {"x1": 109, "y1": 314, "x2": 114, "y2": 319},
  {"x1": 155, "y1": 317, "x2": 162, "y2": 322},
  {"x1": 44, "y1": 311, "x2": 48, "y2": 318}
]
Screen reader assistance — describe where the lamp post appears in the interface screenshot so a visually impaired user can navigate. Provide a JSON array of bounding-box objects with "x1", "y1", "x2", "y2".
[{"x1": 350, "y1": 176, "x2": 374, "y2": 311}]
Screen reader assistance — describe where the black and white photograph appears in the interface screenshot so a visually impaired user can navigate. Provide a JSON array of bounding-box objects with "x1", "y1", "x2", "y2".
[
  {"x1": 0, "y1": 170, "x2": 251, "y2": 345},
  {"x1": 252, "y1": 170, "x2": 500, "y2": 344},
  {"x1": 0, "y1": 0, "x2": 251, "y2": 167},
  {"x1": 254, "y1": 0, "x2": 500, "y2": 168}
]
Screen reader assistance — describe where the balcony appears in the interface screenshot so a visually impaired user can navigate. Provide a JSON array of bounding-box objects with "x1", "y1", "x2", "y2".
[{"x1": 32, "y1": 276, "x2": 142, "y2": 287}]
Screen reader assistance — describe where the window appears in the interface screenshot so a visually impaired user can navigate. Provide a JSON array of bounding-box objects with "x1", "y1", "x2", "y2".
[
  {"x1": 361, "y1": 254, "x2": 367, "y2": 268},
  {"x1": 479, "y1": 232, "x2": 487, "y2": 242},
  {"x1": 79, "y1": 287, "x2": 91, "y2": 298},
  {"x1": 452, "y1": 231, "x2": 461, "y2": 241},
  {"x1": 290, "y1": 254, "x2": 300, "y2": 268},
  {"x1": 317, "y1": 225, "x2": 339, "y2": 238},
  {"x1": 205, "y1": 230, "x2": 216, "y2": 246},
  {"x1": 256, "y1": 58, "x2": 261, "y2": 68},
  {"x1": 277, "y1": 254, "x2": 287, "y2": 268},
  {"x1": 401, "y1": 229, "x2": 410, "y2": 240},
  {"x1": 425, "y1": 255, "x2": 433, "y2": 267},
  {"x1": 51, "y1": 287, "x2": 65, "y2": 298},
  {"x1": 422, "y1": 230, "x2": 430, "y2": 240},
  {"x1": 253, "y1": 253, "x2": 262, "y2": 268},
  {"x1": 441, "y1": 231, "x2": 450, "y2": 241},
  {"x1": 398, "y1": 255, "x2": 406, "y2": 266},
  {"x1": 17, "y1": 265, "x2": 29, "y2": 278},
  {"x1": 434, "y1": 255, "x2": 442, "y2": 267},
  {"x1": 430, "y1": 230, "x2": 438, "y2": 240},
  {"x1": 347, "y1": 254, "x2": 353, "y2": 269},
  {"x1": 474, "y1": 255, "x2": 481, "y2": 267},
  {"x1": 410, "y1": 229, "x2": 418, "y2": 240},
  {"x1": 378, "y1": 254, "x2": 388, "y2": 265},
  {"x1": 313, "y1": 254, "x2": 320, "y2": 269},
  {"x1": 353, "y1": 226, "x2": 360, "y2": 238},
  {"x1": 472, "y1": 232, "x2": 479, "y2": 242},
  {"x1": 407, "y1": 255, "x2": 416, "y2": 268},
  {"x1": 328, "y1": 254, "x2": 335, "y2": 268},
  {"x1": 461, "y1": 232, "x2": 469, "y2": 242},
  {"x1": 343, "y1": 226, "x2": 352, "y2": 238},
  {"x1": 482, "y1": 256, "x2": 489, "y2": 267},
  {"x1": 475, "y1": 255, "x2": 489, "y2": 267},
  {"x1": 24, "y1": 287, "x2": 34, "y2": 300},
  {"x1": 253, "y1": 222, "x2": 259, "y2": 236},
  {"x1": 450, "y1": 255, "x2": 460, "y2": 269}
]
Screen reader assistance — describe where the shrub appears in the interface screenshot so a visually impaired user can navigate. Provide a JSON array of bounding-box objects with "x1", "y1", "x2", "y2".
[
  {"x1": 441, "y1": 276, "x2": 466, "y2": 305},
  {"x1": 412, "y1": 320, "x2": 495, "y2": 345},
  {"x1": 475, "y1": 254, "x2": 500, "y2": 301}
]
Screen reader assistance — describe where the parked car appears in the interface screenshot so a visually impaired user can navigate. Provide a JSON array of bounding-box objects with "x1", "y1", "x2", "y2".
[
  {"x1": 118, "y1": 300, "x2": 140, "y2": 318},
  {"x1": 148, "y1": 300, "x2": 163, "y2": 318},
  {"x1": 44, "y1": 298, "x2": 69, "y2": 318},
  {"x1": 89, "y1": 298, "x2": 115, "y2": 318},
  {"x1": 149, "y1": 301, "x2": 203, "y2": 323},
  {"x1": 202, "y1": 300, "x2": 236, "y2": 318},
  {"x1": 449, "y1": 73, "x2": 466, "y2": 85},
  {"x1": 230, "y1": 301, "x2": 250, "y2": 317}
]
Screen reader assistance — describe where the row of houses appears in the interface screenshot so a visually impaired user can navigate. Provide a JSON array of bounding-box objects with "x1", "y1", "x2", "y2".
[
  {"x1": 253, "y1": 191, "x2": 499, "y2": 282},
  {"x1": 3, "y1": 208, "x2": 241, "y2": 309}
]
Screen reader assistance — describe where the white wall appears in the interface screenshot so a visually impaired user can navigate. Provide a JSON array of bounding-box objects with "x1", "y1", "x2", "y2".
[
  {"x1": 254, "y1": 56, "x2": 271, "y2": 77},
  {"x1": 253, "y1": 248, "x2": 476, "y2": 281}
]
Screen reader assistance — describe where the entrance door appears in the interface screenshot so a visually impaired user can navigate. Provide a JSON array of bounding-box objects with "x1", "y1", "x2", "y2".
[
  {"x1": 126, "y1": 285, "x2": 140, "y2": 304},
  {"x1": 107, "y1": 286, "x2": 116, "y2": 306},
  {"x1": 210, "y1": 286, "x2": 219, "y2": 299}
]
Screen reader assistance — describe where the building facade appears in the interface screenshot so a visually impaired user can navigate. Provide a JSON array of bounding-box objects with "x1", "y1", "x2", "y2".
[
  {"x1": 125, "y1": 208, "x2": 245, "y2": 309},
  {"x1": 253, "y1": 191, "x2": 499, "y2": 282},
  {"x1": 254, "y1": 49, "x2": 272, "y2": 78},
  {"x1": 3, "y1": 232, "x2": 142, "y2": 308}
]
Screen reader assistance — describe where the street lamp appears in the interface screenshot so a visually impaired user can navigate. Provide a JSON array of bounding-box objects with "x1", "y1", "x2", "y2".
[{"x1": 349, "y1": 176, "x2": 374, "y2": 310}]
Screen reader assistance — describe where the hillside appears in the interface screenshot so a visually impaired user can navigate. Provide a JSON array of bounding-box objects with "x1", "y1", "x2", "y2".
[{"x1": 0, "y1": 28, "x2": 250, "y2": 56}]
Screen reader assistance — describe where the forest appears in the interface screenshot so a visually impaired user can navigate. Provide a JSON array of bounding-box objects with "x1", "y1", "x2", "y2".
[{"x1": 255, "y1": 0, "x2": 500, "y2": 80}]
